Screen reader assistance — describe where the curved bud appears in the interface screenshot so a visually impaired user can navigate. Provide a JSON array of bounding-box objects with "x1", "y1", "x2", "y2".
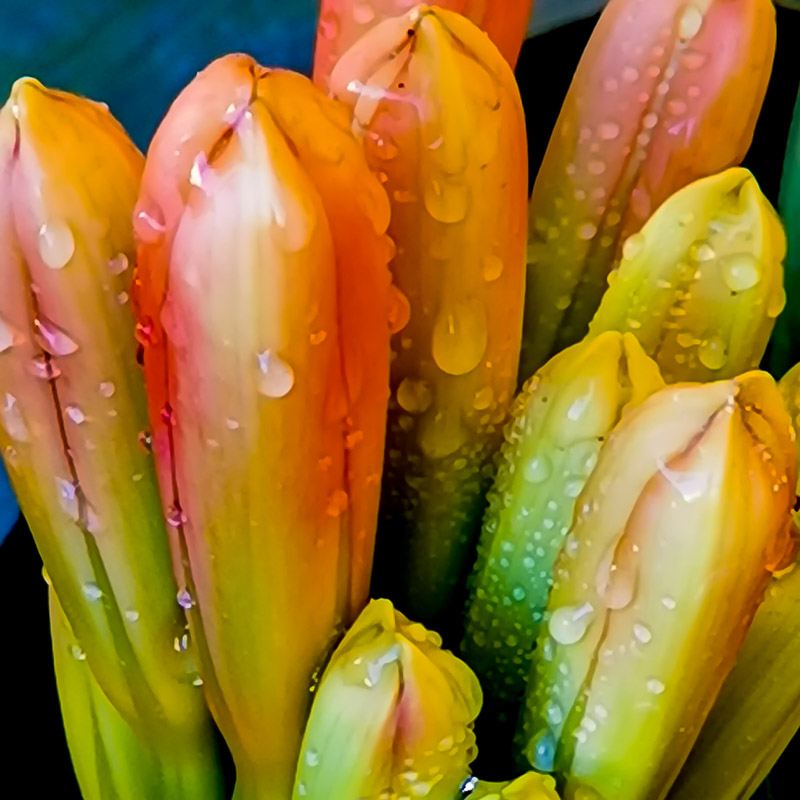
[
  {"x1": 463, "y1": 332, "x2": 662, "y2": 756},
  {"x1": 771, "y1": 87, "x2": 800, "y2": 376},
  {"x1": 134, "y1": 55, "x2": 393, "y2": 798},
  {"x1": 519, "y1": 373, "x2": 796, "y2": 800},
  {"x1": 589, "y1": 168, "x2": 786, "y2": 382},
  {"x1": 468, "y1": 772, "x2": 561, "y2": 799},
  {"x1": 0, "y1": 78, "x2": 219, "y2": 781},
  {"x1": 293, "y1": 599, "x2": 482, "y2": 800},
  {"x1": 521, "y1": 0, "x2": 776, "y2": 379},
  {"x1": 50, "y1": 587, "x2": 221, "y2": 800},
  {"x1": 314, "y1": 1, "x2": 533, "y2": 91},
  {"x1": 331, "y1": 5, "x2": 528, "y2": 633}
]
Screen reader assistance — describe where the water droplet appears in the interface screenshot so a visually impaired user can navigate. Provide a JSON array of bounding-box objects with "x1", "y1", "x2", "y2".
[
  {"x1": 226, "y1": 418, "x2": 240, "y2": 430},
  {"x1": 192, "y1": 676, "x2": 204, "y2": 686},
  {"x1": 34, "y1": 315, "x2": 79, "y2": 356},
  {"x1": 107, "y1": 253, "x2": 129, "y2": 275},
  {"x1": 662, "y1": 596, "x2": 677, "y2": 610},
  {"x1": 56, "y1": 477, "x2": 80, "y2": 520},
  {"x1": 524, "y1": 453, "x2": 552, "y2": 484},
  {"x1": 438, "y1": 736, "x2": 454, "y2": 752},
  {"x1": 482, "y1": 255, "x2": 503, "y2": 282},
  {"x1": 512, "y1": 585, "x2": 526, "y2": 602},
  {"x1": 189, "y1": 152, "x2": 216, "y2": 195},
  {"x1": 166, "y1": 504, "x2": 187, "y2": 528},
  {"x1": 83, "y1": 581, "x2": 102, "y2": 601},
  {"x1": 2, "y1": 393, "x2": 29, "y2": 441},
  {"x1": 99, "y1": 382, "x2": 115, "y2": 398},
  {"x1": 388, "y1": 285, "x2": 411, "y2": 334},
  {"x1": 719, "y1": 253, "x2": 761, "y2": 293},
  {"x1": 594, "y1": 704, "x2": 608, "y2": 721},
  {"x1": 657, "y1": 459, "x2": 711, "y2": 502},
  {"x1": 622, "y1": 233, "x2": 645, "y2": 261},
  {"x1": 424, "y1": 179, "x2": 470, "y2": 224},
  {"x1": 578, "y1": 222, "x2": 598, "y2": 240},
  {"x1": 352, "y1": 2, "x2": 375, "y2": 23},
  {"x1": 134, "y1": 207, "x2": 166, "y2": 243},
  {"x1": 309, "y1": 330, "x2": 327, "y2": 346},
  {"x1": 397, "y1": 378, "x2": 432, "y2": 414},
  {"x1": 318, "y1": 11, "x2": 339, "y2": 39},
  {"x1": 697, "y1": 337, "x2": 727, "y2": 371},
  {"x1": 28, "y1": 355, "x2": 60, "y2": 380},
  {"x1": 549, "y1": 602, "x2": 594, "y2": 645},
  {"x1": 64, "y1": 405, "x2": 86, "y2": 425},
  {"x1": 70, "y1": 644, "x2": 87, "y2": 660},
  {"x1": 38, "y1": 221, "x2": 75, "y2": 269},
  {"x1": 555, "y1": 295, "x2": 571, "y2": 310},
  {"x1": 326, "y1": 489, "x2": 349, "y2": 517},
  {"x1": 596, "y1": 545, "x2": 636, "y2": 610},
  {"x1": 177, "y1": 588, "x2": 195, "y2": 609},
  {"x1": 117, "y1": 291, "x2": 130, "y2": 305},
  {"x1": 588, "y1": 160, "x2": 606, "y2": 176},
  {"x1": 679, "y1": 5, "x2": 704, "y2": 40},
  {"x1": 125, "y1": 609, "x2": 140, "y2": 622},
  {"x1": 432, "y1": 300, "x2": 487, "y2": 376},
  {"x1": 694, "y1": 242, "x2": 716, "y2": 262},
  {"x1": 532, "y1": 729, "x2": 556, "y2": 772},
  {"x1": 564, "y1": 479, "x2": 584, "y2": 499},
  {"x1": 633, "y1": 623, "x2": 652, "y2": 644},
  {"x1": 305, "y1": 749, "x2": 319, "y2": 767},
  {"x1": 622, "y1": 66, "x2": 640, "y2": 83},
  {"x1": 419, "y1": 408, "x2": 467, "y2": 459},
  {"x1": 647, "y1": 678, "x2": 665, "y2": 695},
  {"x1": 257, "y1": 350, "x2": 295, "y2": 398},
  {"x1": 598, "y1": 121, "x2": 621, "y2": 141},
  {"x1": 297, "y1": 782, "x2": 307, "y2": 797},
  {"x1": 546, "y1": 702, "x2": 563, "y2": 726},
  {"x1": 473, "y1": 386, "x2": 494, "y2": 411},
  {"x1": 138, "y1": 431, "x2": 153, "y2": 452}
]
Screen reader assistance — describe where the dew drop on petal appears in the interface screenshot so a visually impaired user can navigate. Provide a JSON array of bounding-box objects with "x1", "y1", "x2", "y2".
[
  {"x1": 524, "y1": 453, "x2": 552, "y2": 484},
  {"x1": 532, "y1": 729, "x2": 556, "y2": 772},
  {"x1": 326, "y1": 489, "x2": 349, "y2": 517},
  {"x1": 134, "y1": 207, "x2": 166, "y2": 243},
  {"x1": 622, "y1": 233, "x2": 645, "y2": 261},
  {"x1": 107, "y1": 253, "x2": 129, "y2": 275},
  {"x1": 598, "y1": 121, "x2": 621, "y2": 141},
  {"x1": 432, "y1": 299, "x2": 487, "y2": 376},
  {"x1": 424, "y1": 179, "x2": 470, "y2": 224},
  {"x1": 719, "y1": 253, "x2": 761, "y2": 292},
  {"x1": 177, "y1": 588, "x2": 195, "y2": 609},
  {"x1": 647, "y1": 678, "x2": 666, "y2": 695},
  {"x1": 65, "y1": 405, "x2": 86, "y2": 425},
  {"x1": 388, "y1": 285, "x2": 411, "y2": 334},
  {"x1": 679, "y1": 5, "x2": 704, "y2": 40},
  {"x1": 38, "y1": 221, "x2": 75, "y2": 269},
  {"x1": 697, "y1": 337, "x2": 728, "y2": 371},
  {"x1": 99, "y1": 382, "x2": 116, "y2": 398},
  {"x1": 28, "y1": 355, "x2": 60, "y2": 380},
  {"x1": 305, "y1": 749, "x2": 319, "y2": 767},
  {"x1": 71, "y1": 644, "x2": 87, "y2": 660},
  {"x1": 633, "y1": 623, "x2": 652, "y2": 644},
  {"x1": 397, "y1": 378, "x2": 433, "y2": 414},
  {"x1": 82, "y1": 581, "x2": 102, "y2": 601},
  {"x1": 125, "y1": 609, "x2": 140, "y2": 622},
  {"x1": 34, "y1": 315, "x2": 79, "y2": 356},
  {"x1": 56, "y1": 477, "x2": 80, "y2": 520},
  {"x1": 2, "y1": 393, "x2": 29, "y2": 441},
  {"x1": 166, "y1": 505, "x2": 188, "y2": 528},
  {"x1": 548, "y1": 602, "x2": 594, "y2": 645},
  {"x1": 257, "y1": 350, "x2": 295, "y2": 398},
  {"x1": 482, "y1": 255, "x2": 504, "y2": 282},
  {"x1": 473, "y1": 386, "x2": 494, "y2": 411}
]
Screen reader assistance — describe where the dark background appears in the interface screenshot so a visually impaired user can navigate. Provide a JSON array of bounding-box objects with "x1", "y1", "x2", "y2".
[{"x1": 1, "y1": 3, "x2": 798, "y2": 798}]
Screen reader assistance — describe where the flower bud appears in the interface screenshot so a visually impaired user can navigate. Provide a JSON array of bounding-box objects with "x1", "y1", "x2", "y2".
[
  {"x1": 293, "y1": 598, "x2": 482, "y2": 800},
  {"x1": 463, "y1": 332, "x2": 662, "y2": 755},
  {"x1": 314, "y1": 0, "x2": 533, "y2": 91},
  {"x1": 589, "y1": 168, "x2": 786, "y2": 382},
  {"x1": 521, "y1": 0, "x2": 776, "y2": 379},
  {"x1": 331, "y1": 5, "x2": 528, "y2": 633},
  {"x1": 134, "y1": 55, "x2": 394, "y2": 798},
  {"x1": 0, "y1": 78, "x2": 219, "y2": 785},
  {"x1": 467, "y1": 772, "x2": 561, "y2": 800},
  {"x1": 50, "y1": 587, "x2": 220, "y2": 800},
  {"x1": 519, "y1": 372, "x2": 796, "y2": 800}
]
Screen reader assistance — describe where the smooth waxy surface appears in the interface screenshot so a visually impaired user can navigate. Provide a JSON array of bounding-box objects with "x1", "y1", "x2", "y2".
[
  {"x1": 314, "y1": 0, "x2": 533, "y2": 91},
  {"x1": 331, "y1": 6, "x2": 528, "y2": 632},
  {"x1": 0, "y1": 80, "x2": 214, "y2": 754},
  {"x1": 589, "y1": 168, "x2": 786, "y2": 382},
  {"x1": 463, "y1": 333, "x2": 663, "y2": 743},
  {"x1": 519, "y1": 373, "x2": 796, "y2": 800},
  {"x1": 521, "y1": 0, "x2": 776, "y2": 379},
  {"x1": 293, "y1": 598, "x2": 482, "y2": 800},
  {"x1": 134, "y1": 55, "x2": 393, "y2": 798}
]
